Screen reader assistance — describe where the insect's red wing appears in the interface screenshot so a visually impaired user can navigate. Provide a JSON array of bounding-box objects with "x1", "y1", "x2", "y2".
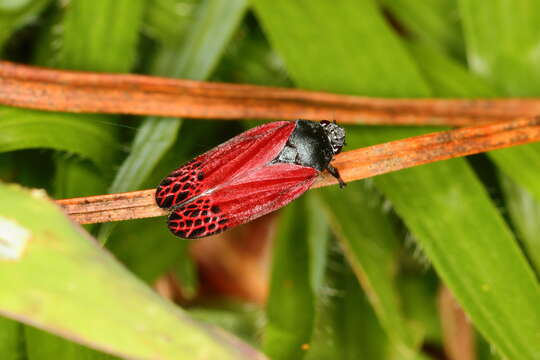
[
  {"x1": 167, "y1": 163, "x2": 319, "y2": 238},
  {"x1": 155, "y1": 121, "x2": 296, "y2": 208}
]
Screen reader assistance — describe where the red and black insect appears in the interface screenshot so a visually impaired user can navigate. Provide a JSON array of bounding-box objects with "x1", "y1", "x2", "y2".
[{"x1": 155, "y1": 119, "x2": 346, "y2": 239}]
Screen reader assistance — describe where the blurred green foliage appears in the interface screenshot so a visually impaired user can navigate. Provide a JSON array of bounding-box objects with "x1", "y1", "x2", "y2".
[{"x1": 1, "y1": 0, "x2": 540, "y2": 359}]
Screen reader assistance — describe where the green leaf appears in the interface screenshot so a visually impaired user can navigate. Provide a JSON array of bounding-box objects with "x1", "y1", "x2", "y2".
[
  {"x1": 0, "y1": 0, "x2": 52, "y2": 50},
  {"x1": 500, "y1": 175, "x2": 540, "y2": 274},
  {"x1": 0, "y1": 108, "x2": 117, "y2": 171},
  {"x1": 0, "y1": 182, "x2": 263, "y2": 360},
  {"x1": 58, "y1": 0, "x2": 145, "y2": 72},
  {"x1": 306, "y1": 257, "x2": 392, "y2": 360},
  {"x1": 105, "y1": 217, "x2": 189, "y2": 284},
  {"x1": 103, "y1": 0, "x2": 248, "y2": 209},
  {"x1": 142, "y1": 0, "x2": 198, "y2": 45},
  {"x1": 0, "y1": 316, "x2": 23, "y2": 360},
  {"x1": 151, "y1": 0, "x2": 248, "y2": 80},
  {"x1": 407, "y1": 43, "x2": 495, "y2": 98},
  {"x1": 379, "y1": 0, "x2": 464, "y2": 58},
  {"x1": 46, "y1": 0, "x2": 145, "y2": 200},
  {"x1": 397, "y1": 271, "x2": 442, "y2": 345},
  {"x1": 458, "y1": 0, "x2": 540, "y2": 96},
  {"x1": 188, "y1": 304, "x2": 262, "y2": 346},
  {"x1": 457, "y1": 0, "x2": 540, "y2": 282},
  {"x1": 252, "y1": 1, "x2": 540, "y2": 359},
  {"x1": 105, "y1": 120, "x2": 222, "y2": 291},
  {"x1": 409, "y1": 40, "x2": 540, "y2": 279},
  {"x1": 263, "y1": 198, "x2": 314, "y2": 360},
  {"x1": 25, "y1": 327, "x2": 116, "y2": 360},
  {"x1": 305, "y1": 195, "x2": 330, "y2": 293},
  {"x1": 254, "y1": 1, "x2": 430, "y2": 97},
  {"x1": 317, "y1": 182, "x2": 423, "y2": 359},
  {"x1": 100, "y1": 2, "x2": 247, "y2": 292},
  {"x1": 108, "y1": 118, "x2": 181, "y2": 194}
]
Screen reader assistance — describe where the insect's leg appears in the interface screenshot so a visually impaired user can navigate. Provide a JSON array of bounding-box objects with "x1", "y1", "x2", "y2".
[{"x1": 326, "y1": 164, "x2": 346, "y2": 188}]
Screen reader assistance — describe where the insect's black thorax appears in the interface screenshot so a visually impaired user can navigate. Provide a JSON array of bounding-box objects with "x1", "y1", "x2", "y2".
[{"x1": 272, "y1": 120, "x2": 334, "y2": 171}]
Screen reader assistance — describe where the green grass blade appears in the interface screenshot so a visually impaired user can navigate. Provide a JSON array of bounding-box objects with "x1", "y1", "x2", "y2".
[
  {"x1": 306, "y1": 259, "x2": 392, "y2": 360},
  {"x1": 99, "y1": 0, "x2": 246, "y2": 247},
  {"x1": 51, "y1": 0, "x2": 145, "y2": 197},
  {"x1": 457, "y1": 0, "x2": 540, "y2": 280},
  {"x1": 317, "y1": 183, "x2": 423, "y2": 359},
  {"x1": 22, "y1": 2, "x2": 145, "y2": 356},
  {"x1": 143, "y1": 0, "x2": 198, "y2": 44},
  {"x1": 107, "y1": 0, "x2": 248, "y2": 196},
  {"x1": 58, "y1": 0, "x2": 145, "y2": 72},
  {"x1": 252, "y1": 1, "x2": 540, "y2": 358},
  {"x1": 254, "y1": 1, "x2": 429, "y2": 97},
  {"x1": 151, "y1": 0, "x2": 248, "y2": 80},
  {"x1": 458, "y1": 0, "x2": 540, "y2": 96},
  {"x1": 0, "y1": 182, "x2": 264, "y2": 360},
  {"x1": 0, "y1": 316, "x2": 23, "y2": 360},
  {"x1": 379, "y1": 0, "x2": 464, "y2": 57},
  {"x1": 305, "y1": 195, "x2": 330, "y2": 293},
  {"x1": 105, "y1": 121, "x2": 221, "y2": 290},
  {"x1": 0, "y1": 0, "x2": 52, "y2": 50},
  {"x1": 407, "y1": 43, "x2": 495, "y2": 97},
  {"x1": 263, "y1": 198, "x2": 314, "y2": 360},
  {"x1": 0, "y1": 109, "x2": 117, "y2": 172},
  {"x1": 409, "y1": 42, "x2": 540, "y2": 278},
  {"x1": 500, "y1": 174, "x2": 540, "y2": 274},
  {"x1": 108, "y1": 118, "x2": 181, "y2": 194},
  {"x1": 25, "y1": 327, "x2": 116, "y2": 360}
]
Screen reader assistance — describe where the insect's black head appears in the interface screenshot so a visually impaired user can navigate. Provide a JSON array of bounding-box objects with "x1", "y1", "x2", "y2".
[{"x1": 320, "y1": 120, "x2": 346, "y2": 154}]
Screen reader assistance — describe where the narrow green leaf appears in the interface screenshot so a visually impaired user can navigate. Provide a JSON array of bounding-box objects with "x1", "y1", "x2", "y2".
[
  {"x1": 0, "y1": 182, "x2": 264, "y2": 360},
  {"x1": 143, "y1": 0, "x2": 198, "y2": 45},
  {"x1": 151, "y1": 0, "x2": 248, "y2": 80},
  {"x1": 317, "y1": 182, "x2": 422, "y2": 359},
  {"x1": 458, "y1": 0, "x2": 540, "y2": 96},
  {"x1": 252, "y1": 1, "x2": 540, "y2": 359},
  {"x1": 100, "y1": 0, "x2": 247, "y2": 284},
  {"x1": 49, "y1": 0, "x2": 145, "y2": 200},
  {"x1": 407, "y1": 43, "x2": 495, "y2": 98},
  {"x1": 263, "y1": 198, "x2": 314, "y2": 360},
  {"x1": 0, "y1": 316, "x2": 24, "y2": 360},
  {"x1": 25, "y1": 327, "x2": 116, "y2": 360},
  {"x1": 306, "y1": 257, "x2": 392, "y2": 360},
  {"x1": 500, "y1": 175, "x2": 540, "y2": 273},
  {"x1": 188, "y1": 304, "x2": 262, "y2": 346},
  {"x1": 105, "y1": 217, "x2": 189, "y2": 284},
  {"x1": 104, "y1": 0, "x2": 248, "y2": 204},
  {"x1": 489, "y1": 145, "x2": 540, "y2": 203},
  {"x1": 457, "y1": 0, "x2": 540, "y2": 281},
  {"x1": 379, "y1": 0, "x2": 464, "y2": 58},
  {"x1": 409, "y1": 42, "x2": 540, "y2": 278},
  {"x1": 397, "y1": 271, "x2": 442, "y2": 345},
  {"x1": 105, "y1": 121, "x2": 221, "y2": 289},
  {"x1": 58, "y1": 0, "x2": 145, "y2": 72},
  {"x1": 254, "y1": 0, "x2": 430, "y2": 97},
  {"x1": 305, "y1": 195, "x2": 330, "y2": 293},
  {"x1": 0, "y1": 0, "x2": 52, "y2": 50},
  {"x1": 24, "y1": 1, "x2": 147, "y2": 356},
  {"x1": 0, "y1": 108, "x2": 117, "y2": 171}
]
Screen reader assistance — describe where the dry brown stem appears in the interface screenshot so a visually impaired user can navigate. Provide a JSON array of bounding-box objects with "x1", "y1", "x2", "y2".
[
  {"x1": 57, "y1": 117, "x2": 540, "y2": 224},
  {"x1": 3, "y1": 61, "x2": 540, "y2": 126}
]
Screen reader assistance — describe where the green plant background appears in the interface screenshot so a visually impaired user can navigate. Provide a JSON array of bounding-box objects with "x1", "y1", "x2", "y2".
[{"x1": 1, "y1": 0, "x2": 539, "y2": 359}]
